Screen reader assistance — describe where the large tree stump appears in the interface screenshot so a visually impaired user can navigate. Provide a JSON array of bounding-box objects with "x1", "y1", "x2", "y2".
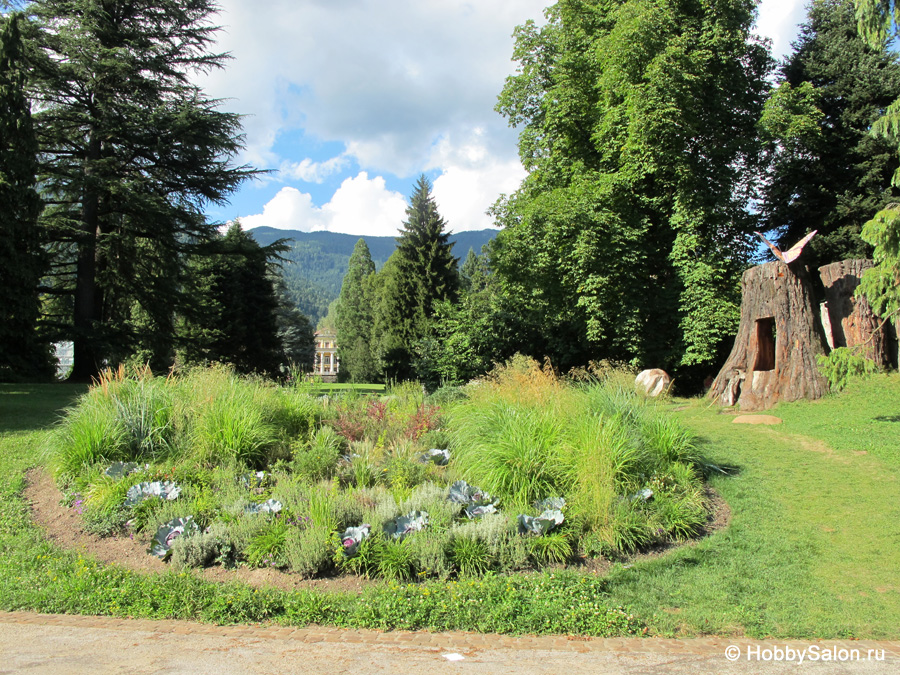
[
  {"x1": 709, "y1": 261, "x2": 829, "y2": 411},
  {"x1": 819, "y1": 260, "x2": 890, "y2": 368}
]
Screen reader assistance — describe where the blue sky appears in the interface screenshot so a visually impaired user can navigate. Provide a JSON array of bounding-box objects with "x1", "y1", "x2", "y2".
[{"x1": 198, "y1": 0, "x2": 810, "y2": 237}]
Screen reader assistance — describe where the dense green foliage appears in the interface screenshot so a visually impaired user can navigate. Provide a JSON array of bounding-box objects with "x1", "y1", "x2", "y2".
[
  {"x1": 372, "y1": 177, "x2": 460, "y2": 382},
  {"x1": 851, "y1": 0, "x2": 900, "y2": 332},
  {"x1": 335, "y1": 239, "x2": 378, "y2": 382},
  {"x1": 178, "y1": 224, "x2": 292, "y2": 376},
  {"x1": 44, "y1": 360, "x2": 707, "y2": 582},
  {"x1": 5, "y1": 372, "x2": 900, "y2": 636},
  {"x1": 25, "y1": 0, "x2": 255, "y2": 379},
  {"x1": 0, "y1": 13, "x2": 52, "y2": 382},
  {"x1": 760, "y1": 0, "x2": 900, "y2": 268},
  {"x1": 490, "y1": 0, "x2": 771, "y2": 377},
  {"x1": 250, "y1": 227, "x2": 496, "y2": 326}
]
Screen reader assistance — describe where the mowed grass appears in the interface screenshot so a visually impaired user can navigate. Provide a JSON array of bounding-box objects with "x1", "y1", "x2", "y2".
[
  {"x1": 2, "y1": 376, "x2": 899, "y2": 638},
  {"x1": 602, "y1": 373, "x2": 900, "y2": 638}
]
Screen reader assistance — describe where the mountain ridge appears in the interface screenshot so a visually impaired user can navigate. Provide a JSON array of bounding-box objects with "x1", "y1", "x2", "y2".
[{"x1": 248, "y1": 227, "x2": 498, "y2": 323}]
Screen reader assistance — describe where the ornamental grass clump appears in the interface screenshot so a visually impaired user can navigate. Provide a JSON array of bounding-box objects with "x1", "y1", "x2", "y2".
[{"x1": 446, "y1": 356, "x2": 709, "y2": 556}]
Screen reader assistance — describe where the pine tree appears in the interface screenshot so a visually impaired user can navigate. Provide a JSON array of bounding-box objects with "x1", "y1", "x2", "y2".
[
  {"x1": 0, "y1": 13, "x2": 52, "y2": 382},
  {"x1": 335, "y1": 238, "x2": 378, "y2": 382},
  {"x1": 373, "y1": 176, "x2": 459, "y2": 381},
  {"x1": 25, "y1": 0, "x2": 255, "y2": 380},
  {"x1": 761, "y1": 0, "x2": 900, "y2": 267}
]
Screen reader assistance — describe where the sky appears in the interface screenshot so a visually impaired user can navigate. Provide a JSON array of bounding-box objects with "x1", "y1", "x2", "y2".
[{"x1": 199, "y1": 0, "x2": 811, "y2": 237}]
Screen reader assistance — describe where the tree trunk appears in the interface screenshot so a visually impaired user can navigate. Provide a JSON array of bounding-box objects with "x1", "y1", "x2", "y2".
[
  {"x1": 818, "y1": 259, "x2": 890, "y2": 368},
  {"x1": 709, "y1": 261, "x2": 829, "y2": 411},
  {"x1": 69, "y1": 133, "x2": 102, "y2": 382}
]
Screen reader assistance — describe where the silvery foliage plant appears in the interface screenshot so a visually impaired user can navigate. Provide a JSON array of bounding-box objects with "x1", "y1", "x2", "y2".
[
  {"x1": 150, "y1": 516, "x2": 198, "y2": 559},
  {"x1": 125, "y1": 481, "x2": 181, "y2": 507}
]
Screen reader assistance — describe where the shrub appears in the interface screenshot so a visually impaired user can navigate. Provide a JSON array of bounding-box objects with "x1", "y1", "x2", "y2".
[
  {"x1": 405, "y1": 532, "x2": 452, "y2": 579},
  {"x1": 817, "y1": 347, "x2": 879, "y2": 392},
  {"x1": 293, "y1": 426, "x2": 342, "y2": 482},
  {"x1": 284, "y1": 526, "x2": 333, "y2": 578},
  {"x1": 449, "y1": 535, "x2": 491, "y2": 577},
  {"x1": 170, "y1": 522, "x2": 236, "y2": 568},
  {"x1": 245, "y1": 518, "x2": 290, "y2": 568},
  {"x1": 528, "y1": 531, "x2": 573, "y2": 566},
  {"x1": 376, "y1": 537, "x2": 416, "y2": 581}
]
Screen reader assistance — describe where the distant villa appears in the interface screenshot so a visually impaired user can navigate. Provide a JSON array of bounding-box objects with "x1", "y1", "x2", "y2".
[{"x1": 313, "y1": 331, "x2": 339, "y2": 381}]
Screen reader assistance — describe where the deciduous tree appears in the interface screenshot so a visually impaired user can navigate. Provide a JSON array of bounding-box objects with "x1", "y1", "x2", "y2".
[{"x1": 493, "y1": 0, "x2": 771, "y2": 375}]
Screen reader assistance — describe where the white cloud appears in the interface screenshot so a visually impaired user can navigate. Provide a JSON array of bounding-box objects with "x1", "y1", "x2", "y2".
[
  {"x1": 198, "y1": 0, "x2": 548, "y2": 174},
  {"x1": 240, "y1": 172, "x2": 408, "y2": 236},
  {"x1": 428, "y1": 129, "x2": 525, "y2": 231},
  {"x1": 279, "y1": 155, "x2": 348, "y2": 183},
  {"x1": 756, "y1": 0, "x2": 807, "y2": 61}
]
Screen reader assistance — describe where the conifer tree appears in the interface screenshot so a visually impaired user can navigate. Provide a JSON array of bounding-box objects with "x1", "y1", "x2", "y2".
[
  {"x1": 178, "y1": 224, "x2": 284, "y2": 375},
  {"x1": 374, "y1": 176, "x2": 459, "y2": 381},
  {"x1": 25, "y1": 0, "x2": 255, "y2": 379},
  {"x1": 0, "y1": 13, "x2": 52, "y2": 381},
  {"x1": 761, "y1": 0, "x2": 900, "y2": 267},
  {"x1": 335, "y1": 238, "x2": 378, "y2": 382}
]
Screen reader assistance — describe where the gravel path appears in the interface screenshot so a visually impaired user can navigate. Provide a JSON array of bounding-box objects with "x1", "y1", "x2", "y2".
[{"x1": 2, "y1": 611, "x2": 899, "y2": 674}]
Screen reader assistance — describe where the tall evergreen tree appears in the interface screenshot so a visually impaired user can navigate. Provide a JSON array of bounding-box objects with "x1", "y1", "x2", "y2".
[
  {"x1": 374, "y1": 176, "x2": 459, "y2": 381},
  {"x1": 760, "y1": 0, "x2": 900, "y2": 268},
  {"x1": 273, "y1": 275, "x2": 315, "y2": 374},
  {"x1": 492, "y1": 0, "x2": 771, "y2": 375},
  {"x1": 0, "y1": 13, "x2": 52, "y2": 381},
  {"x1": 335, "y1": 238, "x2": 378, "y2": 382},
  {"x1": 178, "y1": 224, "x2": 284, "y2": 375},
  {"x1": 853, "y1": 0, "x2": 900, "y2": 329},
  {"x1": 24, "y1": 0, "x2": 255, "y2": 380}
]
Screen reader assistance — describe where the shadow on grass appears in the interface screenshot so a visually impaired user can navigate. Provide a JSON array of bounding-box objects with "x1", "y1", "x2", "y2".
[
  {"x1": 873, "y1": 414, "x2": 900, "y2": 423},
  {"x1": 0, "y1": 384, "x2": 85, "y2": 434}
]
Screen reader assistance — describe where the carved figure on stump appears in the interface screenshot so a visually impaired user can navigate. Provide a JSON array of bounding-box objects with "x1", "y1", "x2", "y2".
[{"x1": 709, "y1": 233, "x2": 829, "y2": 411}]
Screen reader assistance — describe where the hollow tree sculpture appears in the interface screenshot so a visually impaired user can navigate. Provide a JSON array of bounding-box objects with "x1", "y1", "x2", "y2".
[
  {"x1": 709, "y1": 254, "x2": 829, "y2": 412},
  {"x1": 819, "y1": 259, "x2": 892, "y2": 368}
]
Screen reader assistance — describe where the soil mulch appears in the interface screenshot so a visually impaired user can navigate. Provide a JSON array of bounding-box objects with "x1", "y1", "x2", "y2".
[
  {"x1": 23, "y1": 467, "x2": 730, "y2": 593},
  {"x1": 23, "y1": 467, "x2": 374, "y2": 594}
]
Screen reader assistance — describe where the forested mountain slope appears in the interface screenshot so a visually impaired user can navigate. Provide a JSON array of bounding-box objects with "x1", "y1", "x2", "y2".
[{"x1": 248, "y1": 227, "x2": 496, "y2": 323}]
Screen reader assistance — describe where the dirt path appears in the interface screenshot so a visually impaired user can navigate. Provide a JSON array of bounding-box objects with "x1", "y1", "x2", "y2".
[{"x1": 2, "y1": 611, "x2": 898, "y2": 674}]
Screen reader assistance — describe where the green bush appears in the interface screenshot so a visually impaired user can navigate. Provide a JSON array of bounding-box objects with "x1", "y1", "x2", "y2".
[
  {"x1": 245, "y1": 518, "x2": 289, "y2": 568},
  {"x1": 449, "y1": 535, "x2": 491, "y2": 577},
  {"x1": 293, "y1": 426, "x2": 342, "y2": 482},
  {"x1": 376, "y1": 538, "x2": 416, "y2": 581},
  {"x1": 817, "y1": 347, "x2": 879, "y2": 392}
]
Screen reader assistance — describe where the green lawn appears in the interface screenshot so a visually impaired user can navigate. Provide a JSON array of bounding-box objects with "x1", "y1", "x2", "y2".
[
  {"x1": 1, "y1": 376, "x2": 899, "y2": 638},
  {"x1": 602, "y1": 374, "x2": 900, "y2": 638}
]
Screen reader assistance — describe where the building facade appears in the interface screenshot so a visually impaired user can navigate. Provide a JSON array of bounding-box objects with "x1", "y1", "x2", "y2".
[{"x1": 313, "y1": 331, "x2": 339, "y2": 381}]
